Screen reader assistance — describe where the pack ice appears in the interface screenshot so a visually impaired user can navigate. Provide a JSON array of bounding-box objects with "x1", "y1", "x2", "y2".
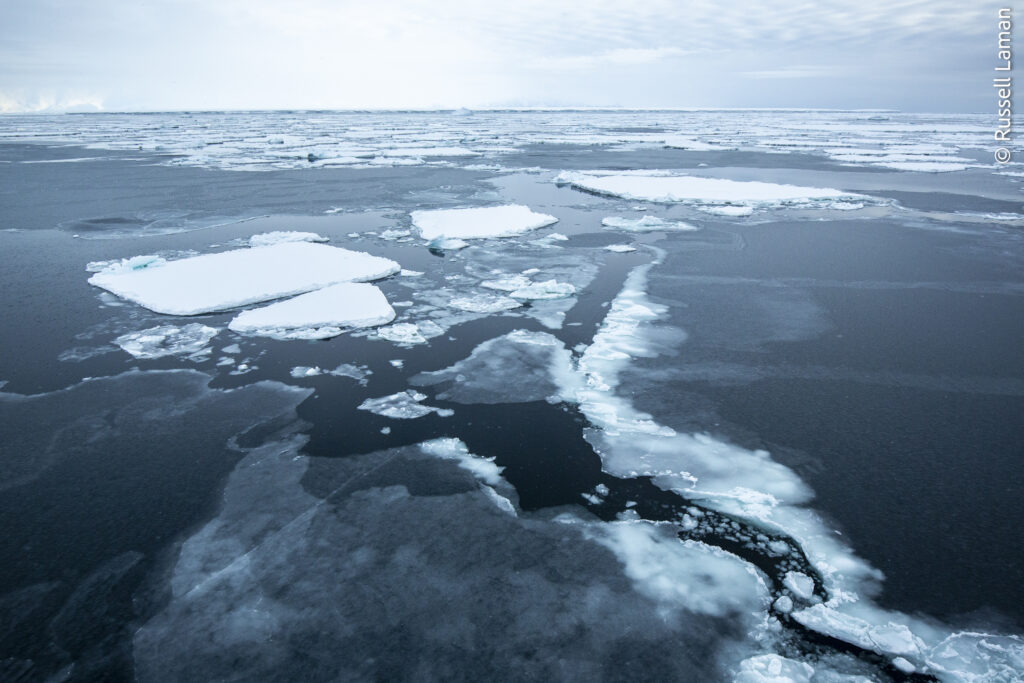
[
  {"x1": 228, "y1": 283, "x2": 395, "y2": 340},
  {"x1": 411, "y1": 205, "x2": 558, "y2": 240},
  {"x1": 88, "y1": 242, "x2": 399, "y2": 315}
]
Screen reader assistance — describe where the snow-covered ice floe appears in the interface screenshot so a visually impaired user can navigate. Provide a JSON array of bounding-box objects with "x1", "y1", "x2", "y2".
[
  {"x1": 228, "y1": 283, "x2": 395, "y2": 340},
  {"x1": 601, "y1": 216, "x2": 699, "y2": 232},
  {"x1": 604, "y1": 244, "x2": 637, "y2": 252},
  {"x1": 557, "y1": 171, "x2": 861, "y2": 212},
  {"x1": 357, "y1": 390, "x2": 453, "y2": 419},
  {"x1": 114, "y1": 324, "x2": 219, "y2": 359},
  {"x1": 88, "y1": 242, "x2": 399, "y2": 315},
  {"x1": 411, "y1": 204, "x2": 558, "y2": 240}
]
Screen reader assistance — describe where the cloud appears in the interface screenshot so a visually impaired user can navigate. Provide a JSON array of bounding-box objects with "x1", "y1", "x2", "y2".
[
  {"x1": 741, "y1": 66, "x2": 835, "y2": 80},
  {"x1": 531, "y1": 47, "x2": 698, "y2": 71},
  {"x1": 0, "y1": 90, "x2": 104, "y2": 114}
]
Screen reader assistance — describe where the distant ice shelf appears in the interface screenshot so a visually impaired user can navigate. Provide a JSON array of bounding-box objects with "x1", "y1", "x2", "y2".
[
  {"x1": 411, "y1": 204, "x2": 558, "y2": 240},
  {"x1": 88, "y1": 242, "x2": 399, "y2": 315}
]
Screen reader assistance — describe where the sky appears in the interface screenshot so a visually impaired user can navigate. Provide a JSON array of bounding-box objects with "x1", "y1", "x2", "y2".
[{"x1": 0, "y1": 0, "x2": 1009, "y2": 113}]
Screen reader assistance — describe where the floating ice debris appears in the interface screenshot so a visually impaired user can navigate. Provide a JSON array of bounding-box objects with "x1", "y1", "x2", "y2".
[
  {"x1": 357, "y1": 390, "x2": 453, "y2": 419},
  {"x1": 379, "y1": 228, "x2": 411, "y2": 240},
  {"x1": 290, "y1": 366, "x2": 323, "y2": 378},
  {"x1": 289, "y1": 363, "x2": 371, "y2": 382},
  {"x1": 601, "y1": 216, "x2": 699, "y2": 232},
  {"x1": 509, "y1": 279, "x2": 576, "y2": 300},
  {"x1": 791, "y1": 605, "x2": 926, "y2": 659},
  {"x1": 389, "y1": 359, "x2": 404, "y2": 368},
  {"x1": 734, "y1": 654, "x2": 814, "y2": 683},
  {"x1": 420, "y1": 438, "x2": 505, "y2": 487},
  {"x1": 400, "y1": 269, "x2": 424, "y2": 277},
  {"x1": 411, "y1": 204, "x2": 558, "y2": 240},
  {"x1": 782, "y1": 571, "x2": 815, "y2": 600},
  {"x1": 426, "y1": 236, "x2": 469, "y2": 250},
  {"x1": 531, "y1": 232, "x2": 570, "y2": 248},
  {"x1": 557, "y1": 171, "x2": 857, "y2": 206},
  {"x1": 220, "y1": 344, "x2": 240, "y2": 354},
  {"x1": 376, "y1": 323, "x2": 426, "y2": 345},
  {"x1": 773, "y1": 596, "x2": 794, "y2": 614},
  {"x1": 412, "y1": 330, "x2": 575, "y2": 405},
  {"x1": 448, "y1": 294, "x2": 522, "y2": 313},
  {"x1": 604, "y1": 244, "x2": 637, "y2": 252},
  {"x1": 114, "y1": 324, "x2": 219, "y2": 359},
  {"x1": 481, "y1": 274, "x2": 533, "y2": 292},
  {"x1": 245, "y1": 231, "x2": 328, "y2": 247},
  {"x1": 828, "y1": 201, "x2": 864, "y2": 211},
  {"x1": 697, "y1": 205, "x2": 755, "y2": 217},
  {"x1": 86, "y1": 254, "x2": 166, "y2": 274},
  {"x1": 89, "y1": 242, "x2": 400, "y2": 315},
  {"x1": 875, "y1": 161, "x2": 973, "y2": 172},
  {"x1": 228, "y1": 283, "x2": 395, "y2": 340}
]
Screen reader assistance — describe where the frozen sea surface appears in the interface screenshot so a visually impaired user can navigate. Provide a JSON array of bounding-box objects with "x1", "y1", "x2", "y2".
[{"x1": 0, "y1": 110, "x2": 1022, "y2": 682}]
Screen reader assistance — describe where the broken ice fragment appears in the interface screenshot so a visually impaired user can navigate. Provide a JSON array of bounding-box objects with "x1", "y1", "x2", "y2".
[
  {"x1": 114, "y1": 324, "x2": 219, "y2": 359},
  {"x1": 228, "y1": 283, "x2": 395, "y2": 340},
  {"x1": 357, "y1": 391, "x2": 453, "y2": 419}
]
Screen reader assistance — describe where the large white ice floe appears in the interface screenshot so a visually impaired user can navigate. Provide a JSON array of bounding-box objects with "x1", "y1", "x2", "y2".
[
  {"x1": 227, "y1": 283, "x2": 395, "y2": 340},
  {"x1": 733, "y1": 654, "x2": 814, "y2": 683},
  {"x1": 88, "y1": 242, "x2": 399, "y2": 315},
  {"x1": 410, "y1": 204, "x2": 558, "y2": 240},
  {"x1": 357, "y1": 390, "x2": 453, "y2": 419},
  {"x1": 601, "y1": 216, "x2": 699, "y2": 232},
  {"x1": 114, "y1": 324, "x2": 219, "y2": 359},
  {"x1": 791, "y1": 604, "x2": 926, "y2": 659},
  {"x1": 556, "y1": 171, "x2": 859, "y2": 207}
]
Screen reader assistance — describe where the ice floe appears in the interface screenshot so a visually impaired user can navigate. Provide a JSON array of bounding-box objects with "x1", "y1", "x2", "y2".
[
  {"x1": 509, "y1": 279, "x2": 576, "y2": 300},
  {"x1": 357, "y1": 390, "x2": 453, "y2": 419},
  {"x1": 114, "y1": 324, "x2": 219, "y2": 360},
  {"x1": 89, "y1": 242, "x2": 399, "y2": 315},
  {"x1": 604, "y1": 244, "x2": 637, "y2": 252},
  {"x1": 557, "y1": 171, "x2": 859, "y2": 209},
  {"x1": 791, "y1": 604, "x2": 926, "y2": 659},
  {"x1": 244, "y1": 231, "x2": 328, "y2": 247},
  {"x1": 734, "y1": 654, "x2": 814, "y2": 683},
  {"x1": 411, "y1": 204, "x2": 558, "y2": 240},
  {"x1": 448, "y1": 293, "x2": 522, "y2": 313},
  {"x1": 601, "y1": 216, "x2": 699, "y2": 232},
  {"x1": 227, "y1": 283, "x2": 395, "y2": 340}
]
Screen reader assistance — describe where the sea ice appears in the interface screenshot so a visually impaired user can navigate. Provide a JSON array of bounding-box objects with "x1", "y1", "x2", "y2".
[
  {"x1": 419, "y1": 438, "x2": 505, "y2": 487},
  {"x1": 734, "y1": 654, "x2": 814, "y2": 683},
  {"x1": 604, "y1": 244, "x2": 637, "y2": 252},
  {"x1": 509, "y1": 279, "x2": 576, "y2": 301},
  {"x1": 357, "y1": 390, "x2": 453, "y2": 419},
  {"x1": 601, "y1": 216, "x2": 699, "y2": 232},
  {"x1": 89, "y1": 242, "x2": 400, "y2": 315},
  {"x1": 411, "y1": 204, "x2": 558, "y2": 240},
  {"x1": 782, "y1": 571, "x2": 815, "y2": 600},
  {"x1": 698, "y1": 205, "x2": 755, "y2": 217},
  {"x1": 227, "y1": 283, "x2": 395, "y2": 340},
  {"x1": 790, "y1": 604, "x2": 926, "y2": 659},
  {"x1": 114, "y1": 324, "x2": 219, "y2": 359},
  {"x1": 557, "y1": 171, "x2": 857, "y2": 206},
  {"x1": 448, "y1": 294, "x2": 522, "y2": 313},
  {"x1": 245, "y1": 231, "x2": 328, "y2": 247}
]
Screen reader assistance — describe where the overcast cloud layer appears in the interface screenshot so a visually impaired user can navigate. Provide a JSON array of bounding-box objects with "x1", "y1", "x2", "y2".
[{"x1": 0, "y1": 0, "x2": 1007, "y2": 112}]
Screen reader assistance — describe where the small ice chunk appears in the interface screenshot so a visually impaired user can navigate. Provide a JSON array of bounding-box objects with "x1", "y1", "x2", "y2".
[
  {"x1": 892, "y1": 657, "x2": 915, "y2": 673},
  {"x1": 89, "y1": 242, "x2": 400, "y2": 315},
  {"x1": 783, "y1": 571, "x2": 815, "y2": 600},
  {"x1": 379, "y1": 229, "x2": 411, "y2": 240},
  {"x1": 228, "y1": 283, "x2": 395, "y2": 340},
  {"x1": 389, "y1": 359, "x2": 404, "y2": 368},
  {"x1": 510, "y1": 279, "x2": 576, "y2": 300},
  {"x1": 357, "y1": 390, "x2": 452, "y2": 419},
  {"x1": 114, "y1": 324, "x2": 219, "y2": 359},
  {"x1": 289, "y1": 366, "x2": 323, "y2": 378},
  {"x1": 427, "y1": 237, "x2": 469, "y2": 250},
  {"x1": 377, "y1": 323, "x2": 428, "y2": 345},
  {"x1": 245, "y1": 231, "x2": 328, "y2": 247},
  {"x1": 734, "y1": 654, "x2": 814, "y2": 683},
  {"x1": 411, "y1": 204, "x2": 558, "y2": 240},
  {"x1": 448, "y1": 294, "x2": 522, "y2": 313},
  {"x1": 220, "y1": 344, "x2": 241, "y2": 354},
  {"x1": 328, "y1": 363, "x2": 371, "y2": 382},
  {"x1": 400, "y1": 269, "x2": 424, "y2": 277},
  {"x1": 773, "y1": 596, "x2": 793, "y2": 614},
  {"x1": 604, "y1": 244, "x2": 637, "y2": 252},
  {"x1": 601, "y1": 216, "x2": 698, "y2": 232},
  {"x1": 380, "y1": 426, "x2": 391, "y2": 434}
]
